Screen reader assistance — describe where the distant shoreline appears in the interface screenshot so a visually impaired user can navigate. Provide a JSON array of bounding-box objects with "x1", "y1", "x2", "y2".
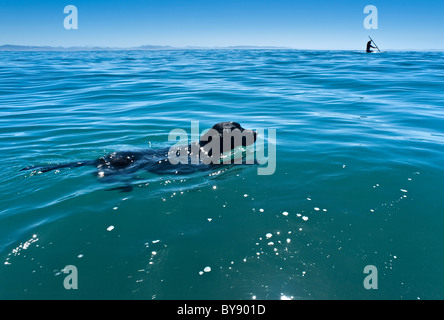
[
  {"x1": 0, "y1": 45, "x2": 442, "y2": 52},
  {"x1": 0, "y1": 44, "x2": 293, "y2": 52}
]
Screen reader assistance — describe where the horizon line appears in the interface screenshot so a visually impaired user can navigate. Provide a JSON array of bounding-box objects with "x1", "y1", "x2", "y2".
[{"x1": 0, "y1": 44, "x2": 443, "y2": 52}]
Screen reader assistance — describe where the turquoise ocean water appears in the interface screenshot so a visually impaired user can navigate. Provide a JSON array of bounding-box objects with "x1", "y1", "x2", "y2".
[{"x1": 1, "y1": 50, "x2": 444, "y2": 299}]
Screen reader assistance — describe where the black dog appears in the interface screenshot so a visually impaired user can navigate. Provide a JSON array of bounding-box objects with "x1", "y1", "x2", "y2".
[{"x1": 21, "y1": 122, "x2": 257, "y2": 190}]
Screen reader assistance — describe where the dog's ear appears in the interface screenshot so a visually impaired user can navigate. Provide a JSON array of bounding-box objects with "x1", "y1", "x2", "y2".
[
  {"x1": 199, "y1": 128, "x2": 221, "y2": 148},
  {"x1": 211, "y1": 123, "x2": 223, "y2": 133},
  {"x1": 201, "y1": 123, "x2": 257, "y2": 156},
  {"x1": 199, "y1": 128, "x2": 222, "y2": 162}
]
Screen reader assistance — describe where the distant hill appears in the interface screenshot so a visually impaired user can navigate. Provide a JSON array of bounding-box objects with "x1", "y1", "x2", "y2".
[{"x1": 0, "y1": 44, "x2": 291, "y2": 51}]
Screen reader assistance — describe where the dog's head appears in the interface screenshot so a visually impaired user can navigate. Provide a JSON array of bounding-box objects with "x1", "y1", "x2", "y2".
[{"x1": 199, "y1": 122, "x2": 257, "y2": 157}]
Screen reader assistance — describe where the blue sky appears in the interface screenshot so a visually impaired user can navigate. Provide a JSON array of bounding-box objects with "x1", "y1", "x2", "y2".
[{"x1": 0, "y1": 0, "x2": 443, "y2": 50}]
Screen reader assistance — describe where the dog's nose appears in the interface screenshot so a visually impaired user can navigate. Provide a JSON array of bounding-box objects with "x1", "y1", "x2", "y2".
[{"x1": 242, "y1": 129, "x2": 257, "y2": 144}]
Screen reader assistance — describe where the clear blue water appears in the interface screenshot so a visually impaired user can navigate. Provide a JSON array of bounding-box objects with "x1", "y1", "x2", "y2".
[{"x1": 1, "y1": 50, "x2": 444, "y2": 299}]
